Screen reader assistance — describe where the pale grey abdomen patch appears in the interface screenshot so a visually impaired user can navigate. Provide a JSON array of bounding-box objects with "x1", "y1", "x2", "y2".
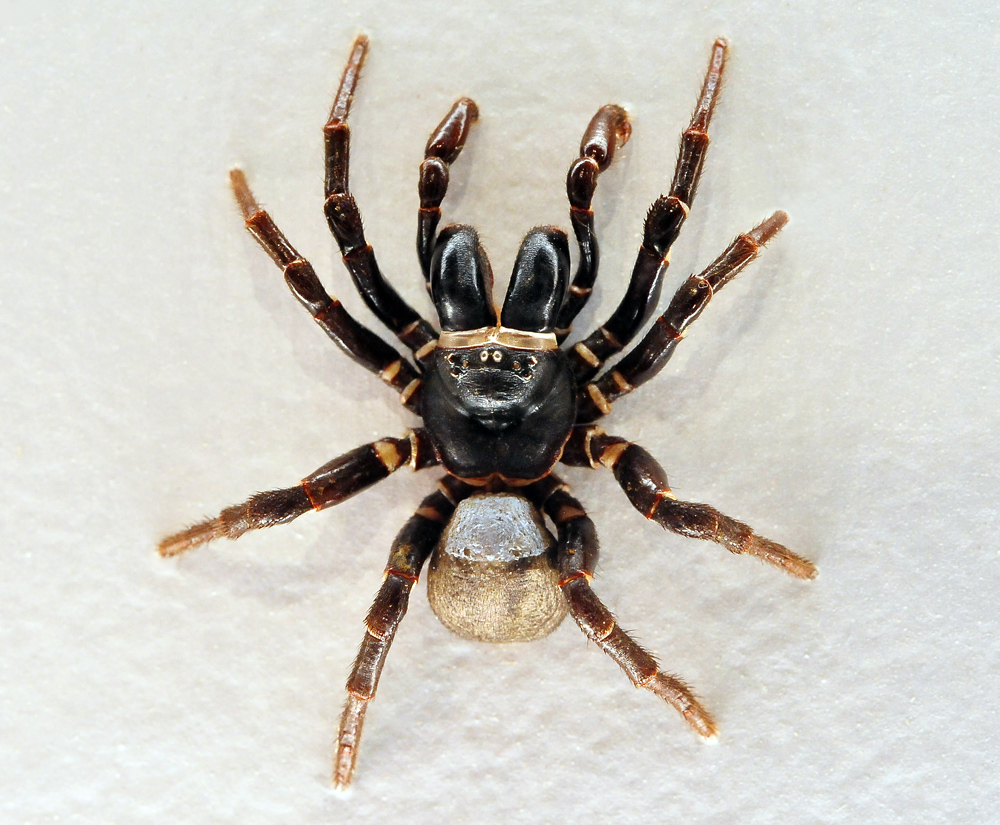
[{"x1": 427, "y1": 494, "x2": 568, "y2": 642}]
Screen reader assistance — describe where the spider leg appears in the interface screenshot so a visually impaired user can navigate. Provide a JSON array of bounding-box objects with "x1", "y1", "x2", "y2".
[
  {"x1": 526, "y1": 475, "x2": 717, "y2": 738},
  {"x1": 555, "y1": 105, "x2": 631, "y2": 342},
  {"x1": 417, "y1": 98, "x2": 479, "y2": 283},
  {"x1": 334, "y1": 476, "x2": 474, "y2": 788},
  {"x1": 561, "y1": 427, "x2": 817, "y2": 579},
  {"x1": 323, "y1": 35, "x2": 438, "y2": 368},
  {"x1": 567, "y1": 38, "x2": 728, "y2": 383},
  {"x1": 157, "y1": 430, "x2": 439, "y2": 557},
  {"x1": 575, "y1": 211, "x2": 787, "y2": 421},
  {"x1": 230, "y1": 170, "x2": 423, "y2": 412}
]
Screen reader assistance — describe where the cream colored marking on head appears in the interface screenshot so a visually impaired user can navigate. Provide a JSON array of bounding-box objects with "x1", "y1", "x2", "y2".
[
  {"x1": 491, "y1": 350, "x2": 502, "y2": 363},
  {"x1": 415, "y1": 340, "x2": 437, "y2": 361},
  {"x1": 437, "y1": 325, "x2": 559, "y2": 351},
  {"x1": 373, "y1": 440, "x2": 402, "y2": 470},
  {"x1": 598, "y1": 440, "x2": 628, "y2": 469},
  {"x1": 399, "y1": 378, "x2": 421, "y2": 405},
  {"x1": 573, "y1": 342, "x2": 600, "y2": 368},
  {"x1": 380, "y1": 359, "x2": 402, "y2": 382},
  {"x1": 586, "y1": 383, "x2": 612, "y2": 416},
  {"x1": 480, "y1": 349, "x2": 489, "y2": 361}
]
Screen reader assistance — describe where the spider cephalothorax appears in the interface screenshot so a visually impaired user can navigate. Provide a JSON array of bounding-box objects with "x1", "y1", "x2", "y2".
[
  {"x1": 423, "y1": 225, "x2": 576, "y2": 479},
  {"x1": 159, "y1": 34, "x2": 816, "y2": 789}
]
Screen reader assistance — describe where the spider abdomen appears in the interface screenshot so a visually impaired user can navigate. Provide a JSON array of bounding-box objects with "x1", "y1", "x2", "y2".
[{"x1": 427, "y1": 494, "x2": 567, "y2": 642}]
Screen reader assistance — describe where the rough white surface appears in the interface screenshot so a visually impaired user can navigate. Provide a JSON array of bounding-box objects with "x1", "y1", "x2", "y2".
[
  {"x1": 441, "y1": 495, "x2": 549, "y2": 562},
  {"x1": 2, "y1": 2, "x2": 999, "y2": 823}
]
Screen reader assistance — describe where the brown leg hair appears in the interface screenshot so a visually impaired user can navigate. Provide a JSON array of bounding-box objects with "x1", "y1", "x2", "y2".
[
  {"x1": 555, "y1": 104, "x2": 632, "y2": 341},
  {"x1": 525, "y1": 475, "x2": 717, "y2": 738},
  {"x1": 575, "y1": 211, "x2": 788, "y2": 421},
  {"x1": 567, "y1": 39, "x2": 729, "y2": 383},
  {"x1": 157, "y1": 430, "x2": 439, "y2": 557},
  {"x1": 334, "y1": 476, "x2": 474, "y2": 788},
  {"x1": 561, "y1": 427, "x2": 817, "y2": 579},
  {"x1": 323, "y1": 35, "x2": 438, "y2": 367},
  {"x1": 417, "y1": 98, "x2": 480, "y2": 282}
]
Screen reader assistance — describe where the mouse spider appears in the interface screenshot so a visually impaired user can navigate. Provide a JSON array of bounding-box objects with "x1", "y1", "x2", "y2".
[{"x1": 159, "y1": 34, "x2": 816, "y2": 788}]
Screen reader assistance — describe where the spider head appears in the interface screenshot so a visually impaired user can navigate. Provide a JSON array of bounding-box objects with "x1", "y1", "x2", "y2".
[
  {"x1": 428, "y1": 225, "x2": 571, "y2": 432},
  {"x1": 423, "y1": 226, "x2": 575, "y2": 477}
]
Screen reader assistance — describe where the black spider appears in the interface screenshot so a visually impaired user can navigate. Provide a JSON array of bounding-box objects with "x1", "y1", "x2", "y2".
[{"x1": 159, "y1": 35, "x2": 816, "y2": 788}]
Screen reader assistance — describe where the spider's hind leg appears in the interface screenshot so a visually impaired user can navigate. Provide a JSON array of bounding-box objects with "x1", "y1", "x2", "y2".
[
  {"x1": 526, "y1": 475, "x2": 717, "y2": 738},
  {"x1": 334, "y1": 477, "x2": 473, "y2": 788}
]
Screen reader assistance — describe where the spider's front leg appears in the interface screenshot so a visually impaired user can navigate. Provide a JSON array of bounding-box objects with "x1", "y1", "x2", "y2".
[
  {"x1": 334, "y1": 476, "x2": 474, "y2": 788},
  {"x1": 526, "y1": 476, "x2": 717, "y2": 738},
  {"x1": 157, "y1": 430, "x2": 438, "y2": 557},
  {"x1": 323, "y1": 35, "x2": 438, "y2": 367},
  {"x1": 562, "y1": 427, "x2": 817, "y2": 579},
  {"x1": 568, "y1": 38, "x2": 729, "y2": 383}
]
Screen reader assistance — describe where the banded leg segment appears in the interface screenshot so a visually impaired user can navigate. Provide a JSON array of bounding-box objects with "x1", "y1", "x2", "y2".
[
  {"x1": 157, "y1": 430, "x2": 439, "y2": 557},
  {"x1": 334, "y1": 476, "x2": 474, "y2": 788},
  {"x1": 526, "y1": 475, "x2": 716, "y2": 738},
  {"x1": 576, "y1": 211, "x2": 788, "y2": 421},
  {"x1": 418, "y1": 98, "x2": 480, "y2": 282},
  {"x1": 561, "y1": 427, "x2": 817, "y2": 579},
  {"x1": 555, "y1": 105, "x2": 632, "y2": 341},
  {"x1": 230, "y1": 169, "x2": 422, "y2": 412},
  {"x1": 568, "y1": 39, "x2": 729, "y2": 383},
  {"x1": 323, "y1": 35, "x2": 438, "y2": 366}
]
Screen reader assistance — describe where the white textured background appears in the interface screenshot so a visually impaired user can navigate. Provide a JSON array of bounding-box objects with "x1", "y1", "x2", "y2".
[{"x1": 2, "y1": 2, "x2": 997, "y2": 823}]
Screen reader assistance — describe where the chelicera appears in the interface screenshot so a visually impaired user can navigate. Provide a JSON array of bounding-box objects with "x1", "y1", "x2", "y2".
[{"x1": 159, "y1": 35, "x2": 816, "y2": 788}]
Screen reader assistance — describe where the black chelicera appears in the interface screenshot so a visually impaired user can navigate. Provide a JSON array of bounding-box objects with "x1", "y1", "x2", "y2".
[{"x1": 159, "y1": 35, "x2": 816, "y2": 788}]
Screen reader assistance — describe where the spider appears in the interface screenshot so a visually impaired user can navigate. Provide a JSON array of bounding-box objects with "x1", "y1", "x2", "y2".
[{"x1": 159, "y1": 34, "x2": 816, "y2": 788}]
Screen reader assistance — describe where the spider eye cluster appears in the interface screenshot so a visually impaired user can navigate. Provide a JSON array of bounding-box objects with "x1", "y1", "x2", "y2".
[{"x1": 446, "y1": 349, "x2": 537, "y2": 379}]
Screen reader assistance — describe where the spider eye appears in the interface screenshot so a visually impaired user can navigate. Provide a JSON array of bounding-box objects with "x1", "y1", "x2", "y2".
[
  {"x1": 430, "y1": 225, "x2": 497, "y2": 331},
  {"x1": 500, "y1": 227, "x2": 569, "y2": 333}
]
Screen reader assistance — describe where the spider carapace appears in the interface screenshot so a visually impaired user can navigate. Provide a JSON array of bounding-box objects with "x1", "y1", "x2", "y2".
[{"x1": 159, "y1": 34, "x2": 816, "y2": 788}]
